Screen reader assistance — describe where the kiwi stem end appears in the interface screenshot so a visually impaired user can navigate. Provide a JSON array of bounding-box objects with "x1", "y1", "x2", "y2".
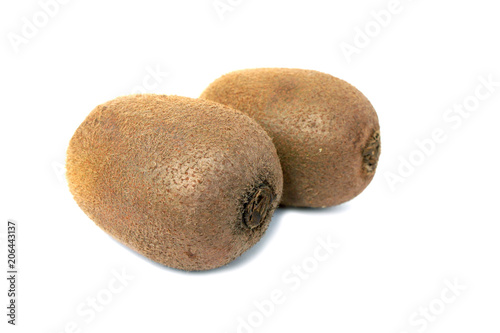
[
  {"x1": 243, "y1": 183, "x2": 275, "y2": 229},
  {"x1": 362, "y1": 130, "x2": 381, "y2": 175}
]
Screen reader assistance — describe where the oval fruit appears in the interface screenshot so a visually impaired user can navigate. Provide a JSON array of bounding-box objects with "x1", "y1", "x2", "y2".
[
  {"x1": 66, "y1": 94, "x2": 283, "y2": 271},
  {"x1": 201, "y1": 68, "x2": 380, "y2": 207}
]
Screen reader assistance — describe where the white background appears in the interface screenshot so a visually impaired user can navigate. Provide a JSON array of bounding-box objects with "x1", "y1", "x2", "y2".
[{"x1": 1, "y1": 0, "x2": 499, "y2": 332}]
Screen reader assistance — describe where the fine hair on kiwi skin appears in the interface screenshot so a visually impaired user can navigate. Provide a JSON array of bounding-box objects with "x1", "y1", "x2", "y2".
[
  {"x1": 200, "y1": 68, "x2": 381, "y2": 208},
  {"x1": 66, "y1": 94, "x2": 283, "y2": 271}
]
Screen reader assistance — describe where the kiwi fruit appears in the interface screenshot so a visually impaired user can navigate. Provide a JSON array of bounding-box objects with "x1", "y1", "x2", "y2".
[
  {"x1": 66, "y1": 94, "x2": 283, "y2": 271},
  {"x1": 200, "y1": 68, "x2": 380, "y2": 208}
]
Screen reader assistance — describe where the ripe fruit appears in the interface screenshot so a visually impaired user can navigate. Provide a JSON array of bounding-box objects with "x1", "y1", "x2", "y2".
[
  {"x1": 66, "y1": 94, "x2": 283, "y2": 271},
  {"x1": 200, "y1": 68, "x2": 380, "y2": 207}
]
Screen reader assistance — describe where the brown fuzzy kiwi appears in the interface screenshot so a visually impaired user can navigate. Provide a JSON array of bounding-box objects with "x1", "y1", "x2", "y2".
[
  {"x1": 200, "y1": 68, "x2": 380, "y2": 208},
  {"x1": 66, "y1": 94, "x2": 283, "y2": 271}
]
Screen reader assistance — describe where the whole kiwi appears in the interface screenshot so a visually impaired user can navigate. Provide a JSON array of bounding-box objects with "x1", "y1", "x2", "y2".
[
  {"x1": 200, "y1": 68, "x2": 380, "y2": 208},
  {"x1": 66, "y1": 94, "x2": 283, "y2": 271}
]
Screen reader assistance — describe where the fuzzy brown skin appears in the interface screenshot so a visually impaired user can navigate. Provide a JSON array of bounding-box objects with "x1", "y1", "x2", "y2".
[
  {"x1": 200, "y1": 68, "x2": 380, "y2": 207},
  {"x1": 66, "y1": 94, "x2": 283, "y2": 271}
]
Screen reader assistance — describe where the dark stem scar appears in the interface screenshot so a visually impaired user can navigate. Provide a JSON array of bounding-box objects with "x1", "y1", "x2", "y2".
[
  {"x1": 243, "y1": 183, "x2": 276, "y2": 229},
  {"x1": 362, "y1": 130, "x2": 381, "y2": 175}
]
